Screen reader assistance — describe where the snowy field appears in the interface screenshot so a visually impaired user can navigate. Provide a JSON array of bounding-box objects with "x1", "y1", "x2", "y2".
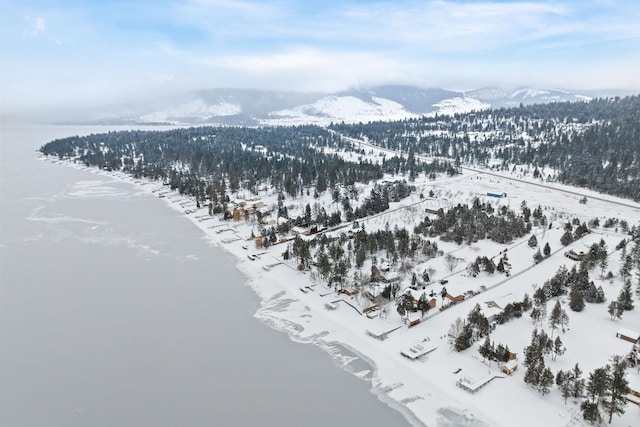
[{"x1": 44, "y1": 153, "x2": 640, "y2": 427}]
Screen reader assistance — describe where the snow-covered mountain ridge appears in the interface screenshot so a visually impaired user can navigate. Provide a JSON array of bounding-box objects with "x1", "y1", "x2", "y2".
[{"x1": 84, "y1": 85, "x2": 594, "y2": 126}]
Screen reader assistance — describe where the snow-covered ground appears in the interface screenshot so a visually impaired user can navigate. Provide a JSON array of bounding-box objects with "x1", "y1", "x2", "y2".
[
  {"x1": 427, "y1": 97, "x2": 490, "y2": 117},
  {"x1": 259, "y1": 95, "x2": 419, "y2": 126},
  {"x1": 45, "y1": 154, "x2": 640, "y2": 427}
]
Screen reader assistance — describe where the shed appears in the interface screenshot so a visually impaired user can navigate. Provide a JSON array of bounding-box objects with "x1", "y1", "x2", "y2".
[
  {"x1": 616, "y1": 328, "x2": 640, "y2": 344},
  {"x1": 501, "y1": 359, "x2": 518, "y2": 375}
]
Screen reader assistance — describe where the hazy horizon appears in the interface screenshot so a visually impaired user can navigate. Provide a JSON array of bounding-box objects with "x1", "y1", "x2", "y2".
[{"x1": 2, "y1": 0, "x2": 640, "y2": 118}]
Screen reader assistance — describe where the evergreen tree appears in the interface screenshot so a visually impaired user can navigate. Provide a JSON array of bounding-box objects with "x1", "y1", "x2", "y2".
[
  {"x1": 524, "y1": 362, "x2": 541, "y2": 388},
  {"x1": 454, "y1": 324, "x2": 474, "y2": 352},
  {"x1": 586, "y1": 366, "x2": 610, "y2": 404},
  {"x1": 538, "y1": 366, "x2": 554, "y2": 395},
  {"x1": 533, "y1": 248, "x2": 543, "y2": 264},
  {"x1": 616, "y1": 280, "x2": 634, "y2": 310},
  {"x1": 560, "y1": 372, "x2": 573, "y2": 403},
  {"x1": 619, "y1": 254, "x2": 633, "y2": 281},
  {"x1": 572, "y1": 363, "x2": 585, "y2": 398},
  {"x1": 543, "y1": 242, "x2": 551, "y2": 257},
  {"x1": 560, "y1": 231, "x2": 574, "y2": 246},
  {"x1": 528, "y1": 234, "x2": 538, "y2": 248},
  {"x1": 552, "y1": 336, "x2": 565, "y2": 361},
  {"x1": 560, "y1": 308, "x2": 570, "y2": 333},
  {"x1": 605, "y1": 356, "x2": 629, "y2": 424},
  {"x1": 418, "y1": 292, "x2": 430, "y2": 317},
  {"x1": 422, "y1": 269, "x2": 430, "y2": 284},
  {"x1": 569, "y1": 285, "x2": 585, "y2": 312},
  {"x1": 548, "y1": 301, "x2": 563, "y2": 336},
  {"x1": 478, "y1": 336, "x2": 493, "y2": 362},
  {"x1": 530, "y1": 306, "x2": 542, "y2": 325},
  {"x1": 581, "y1": 400, "x2": 601, "y2": 424},
  {"x1": 607, "y1": 301, "x2": 622, "y2": 320}
]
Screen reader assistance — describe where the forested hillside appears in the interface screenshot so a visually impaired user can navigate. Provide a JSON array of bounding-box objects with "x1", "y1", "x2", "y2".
[
  {"x1": 40, "y1": 125, "x2": 455, "y2": 205},
  {"x1": 41, "y1": 95, "x2": 640, "y2": 201},
  {"x1": 330, "y1": 95, "x2": 640, "y2": 200}
]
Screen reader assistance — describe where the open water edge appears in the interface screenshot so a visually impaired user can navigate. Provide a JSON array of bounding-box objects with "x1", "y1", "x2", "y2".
[{"x1": 0, "y1": 123, "x2": 417, "y2": 427}]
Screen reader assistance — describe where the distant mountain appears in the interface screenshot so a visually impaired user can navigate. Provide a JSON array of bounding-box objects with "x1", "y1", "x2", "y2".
[
  {"x1": 78, "y1": 85, "x2": 596, "y2": 126},
  {"x1": 466, "y1": 86, "x2": 591, "y2": 108}
]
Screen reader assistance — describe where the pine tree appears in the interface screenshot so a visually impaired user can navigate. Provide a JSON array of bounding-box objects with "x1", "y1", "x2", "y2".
[
  {"x1": 607, "y1": 301, "x2": 622, "y2": 320},
  {"x1": 586, "y1": 365, "x2": 610, "y2": 404},
  {"x1": 605, "y1": 356, "x2": 629, "y2": 424},
  {"x1": 569, "y1": 285, "x2": 585, "y2": 312},
  {"x1": 524, "y1": 331, "x2": 540, "y2": 367},
  {"x1": 581, "y1": 400, "x2": 601, "y2": 424},
  {"x1": 533, "y1": 248, "x2": 543, "y2": 264},
  {"x1": 572, "y1": 363, "x2": 585, "y2": 398},
  {"x1": 543, "y1": 242, "x2": 551, "y2": 257},
  {"x1": 454, "y1": 324, "x2": 474, "y2": 352},
  {"x1": 530, "y1": 306, "x2": 541, "y2": 325},
  {"x1": 560, "y1": 371, "x2": 573, "y2": 403},
  {"x1": 549, "y1": 301, "x2": 562, "y2": 336},
  {"x1": 599, "y1": 253, "x2": 609, "y2": 278},
  {"x1": 528, "y1": 234, "x2": 538, "y2": 248},
  {"x1": 524, "y1": 362, "x2": 541, "y2": 388},
  {"x1": 478, "y1": 336, "x2": 493, "y2": 362},
  {"x1": 552, "y1": 336, "x2": 565, "y2": 361},
  {"x1": 560, "y1": 308, "x2": 570, "y2": 333},
  {"x1": 560, "y1": 231, "x2": 573, "y2": 246},
  {"x1": 522, "y1": 293, "x2": 532, "y2": 311},
  {"x1": 538, "y1": 366, "x2": 554, "y2": 395},
  {"x1": 619, "y1": 254, "x2": 632, "y2": 281},
  {"x1": 616, "y1": 280, "x2": 634, "y2": 310}
]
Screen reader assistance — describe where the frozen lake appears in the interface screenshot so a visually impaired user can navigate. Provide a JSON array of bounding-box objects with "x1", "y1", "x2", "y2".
[{"x1": 0, "y1": 123, "x2": 414, "y2": 427}]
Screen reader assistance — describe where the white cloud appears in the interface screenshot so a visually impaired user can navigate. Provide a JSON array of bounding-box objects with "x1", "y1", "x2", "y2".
[
  {"x1": 32, "y1": 17, "x2": 45, "y2": 36},
  {"x1": 194, "y1": 47, "x2": 414, "y2": 92}
]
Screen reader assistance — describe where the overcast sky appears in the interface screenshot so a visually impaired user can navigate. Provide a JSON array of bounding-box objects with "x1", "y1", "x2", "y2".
[{"x1": 2, "y1": 0, "x2": 639, "y2": 115}]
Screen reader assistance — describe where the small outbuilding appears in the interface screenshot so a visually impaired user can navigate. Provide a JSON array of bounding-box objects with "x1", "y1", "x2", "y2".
[
  {"x1": 501, "y1": 359, "x2": 518, "y2": 375},
  {"x1": 616, "y1": 328, "x2": 640, "y2": 344}
]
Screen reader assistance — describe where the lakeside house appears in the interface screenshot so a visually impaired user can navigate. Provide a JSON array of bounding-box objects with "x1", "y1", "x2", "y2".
[
  {"x1": 456, "y1": 373, "x2": 505, "y2": 394},
  {"x1": 400, "y1": 340, "x2": 438, "y2": 360}
]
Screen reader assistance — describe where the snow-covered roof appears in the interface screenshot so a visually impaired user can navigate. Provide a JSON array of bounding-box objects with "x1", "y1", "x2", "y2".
[
  {"x1": 481, "y1": 293, "x2": 517, "y2": 321},
  {"x1": 400, "y1": 341, "x2": 438, "y2": 360},
  {"x1": 502, "y1": 359, "x2": 518, "y2": 369},
  {"x1": 617, "y1": 328, "x2": 640, "y2": 340}
]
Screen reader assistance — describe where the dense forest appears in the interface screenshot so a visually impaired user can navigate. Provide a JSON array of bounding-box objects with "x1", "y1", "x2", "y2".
[
  {"x1": 41, "y1": 95, "x2": 640, "y2": 201},
  {"x1": 40, "y1": 125, "x2": 456, "y2": 205},
  {"x1": 330, "y1": 95, "x2": 640, "y2": 200}
]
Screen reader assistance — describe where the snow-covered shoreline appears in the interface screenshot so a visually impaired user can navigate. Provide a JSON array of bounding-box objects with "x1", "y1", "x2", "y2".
[
  {"x1": 41, "y1": 153, "x2": 640, "y2": 427},
  {"x1": 40, "y1": 156, "x2": 439, "y2": 426}
]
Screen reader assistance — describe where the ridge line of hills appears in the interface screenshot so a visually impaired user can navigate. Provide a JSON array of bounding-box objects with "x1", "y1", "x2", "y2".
[{"x1": 73, "y1": 85, "x2": 635, "y2": 127}]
